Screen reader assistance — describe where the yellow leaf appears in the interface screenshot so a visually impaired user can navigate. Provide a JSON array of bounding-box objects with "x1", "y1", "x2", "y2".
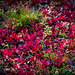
[{"x1": 34, "y1": 56, "x2": 36, "y2": 61}]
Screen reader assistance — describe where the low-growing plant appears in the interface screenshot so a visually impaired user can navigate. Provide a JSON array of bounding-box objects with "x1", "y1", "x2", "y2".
[
  {"x1": 5, "y1": 3, "x2": 42, "y2": 28},
  {"x1": 0, "y1": 9, "x2": 8, "y2": 23},
  {"x1": 0, "y1": 0, "x2": 75, "y2": 75},
  {"x1": 40, "y1": 40, "x2": 46, "y2": 49},
  {"x1": 50, "y1": 65, "x2": 57, "y2": 75},
  {"x1": 43, "y1": 25, "x2": 52, "y2": 39},
  {"x1": 59, "y1": 30, "x2": 67, "y2": 38}
]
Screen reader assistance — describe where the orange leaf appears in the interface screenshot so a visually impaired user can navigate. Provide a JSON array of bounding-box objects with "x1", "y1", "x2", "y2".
[
  {"x1": 70, "y1": 39, "x2": 73, "y2": 47},
  {"x1": 63, "y1": 57, "x2": 67, "y2": 62},
  {"x1": 17, "y1": 33, "x2": 22, "y2": 37}
]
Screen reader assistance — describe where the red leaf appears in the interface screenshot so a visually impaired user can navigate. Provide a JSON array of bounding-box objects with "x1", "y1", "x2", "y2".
[{"x1": 24, "y1": 63, "x2": 29, "y2": 69}]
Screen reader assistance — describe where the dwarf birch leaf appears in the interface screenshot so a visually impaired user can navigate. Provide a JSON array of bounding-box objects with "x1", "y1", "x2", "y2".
[
  {"x1": 56, "y1": 28, "x2": 59, "y2": 30},
  {"x1": 40, "y1": 40, "x2": 44, "y2": 44},
  {"x1": 44, "y1": 53, "x2": 48, "y2": 57}
]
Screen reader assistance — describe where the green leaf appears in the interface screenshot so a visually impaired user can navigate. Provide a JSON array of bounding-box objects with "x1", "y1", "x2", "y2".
[
  {"x1": 44, "y1": 53, "x2": 48, "y2": 57},
  {"x1": 17, "y1": 23, "x2": 20, "y2": 26},
  {"x1": 62, "y1": 63, "x2": 65, "y2": 66},
  {"x1": 12, "y1": 22, "x2": 15, "y2": 25},
  {"x1": 69, "y1": 70, "x2": 72, "y2": 73},
  {"x1": 11, "y1": 70, "x2": 16, "y2": 73},
  {"x1": 2, "y1": 43, "x2": 5, "y2": 46},
  {"x1": 5, "y1": 44, "x2": 9, "y2": 48},
  {"x1": 43, "y1": 44, "x2": 45, "y2": 47},
  {"x1": 41, "y1": 19, "x2": 44, "y2": 23},
  {"x1": 50, "y1": 53, "x2": 56, "y2": 59},
  {"x1": 4, "y1": 24, "x2": 8, "y2": 27},
  {"x1": 40, "y1": 40, "x2": 44, "y2": 44},
  {"x1": 56, "y1": 28, "x2": 59, "y2": 30},
  {"x1": 0, "y1": 9, "x2": 2, "y2": 12},
  {"x1": 56, "y1": 31, "x2": 58, "y2": 34},
  {"x1": 50, "y1": 45, "x2": 52, "y2": 49},
  {"x1": 43, "y1": 51, "x2": 45, "y2": 53},
  {"x1": 65, "y1": 24, "x2": 69, "y2": 28},
  {"x1": 52, "y1": 53, "x2": 56, "y2": 56},
  {"x1": 44, "y1": 20, "x2": 47, "y2": 24},
  {"x1": 62, "y1": 33, "x2": 65, "y2": 36},
  {"x1": 12, "y1": 25, "x2": 15, "y2": 29},
  {"x1": 50, "y1": 45, "x2": 53, "y2": 51},
  {"x1": 11, "y1": 8, "x2": 14, "y2": 11},
  {"x1": 47, "y1": 66, "x2": 49, "y2": 69},
  {"x1": 73, "y1": 66, "x2": 75, "y2": 70},
  {"x1": 59, "y1": 31, "x2": 61, "y2": 35}
]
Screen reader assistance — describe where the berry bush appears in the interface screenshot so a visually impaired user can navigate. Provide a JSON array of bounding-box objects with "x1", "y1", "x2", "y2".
[{"x1": 0, "y1": 0, "x2": 75, "y2": 75}]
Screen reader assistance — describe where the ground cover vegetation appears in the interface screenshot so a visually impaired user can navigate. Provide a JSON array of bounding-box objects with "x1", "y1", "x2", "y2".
[{"x1": 0, "y1": 0, "x2": 75, "y2": 75}]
